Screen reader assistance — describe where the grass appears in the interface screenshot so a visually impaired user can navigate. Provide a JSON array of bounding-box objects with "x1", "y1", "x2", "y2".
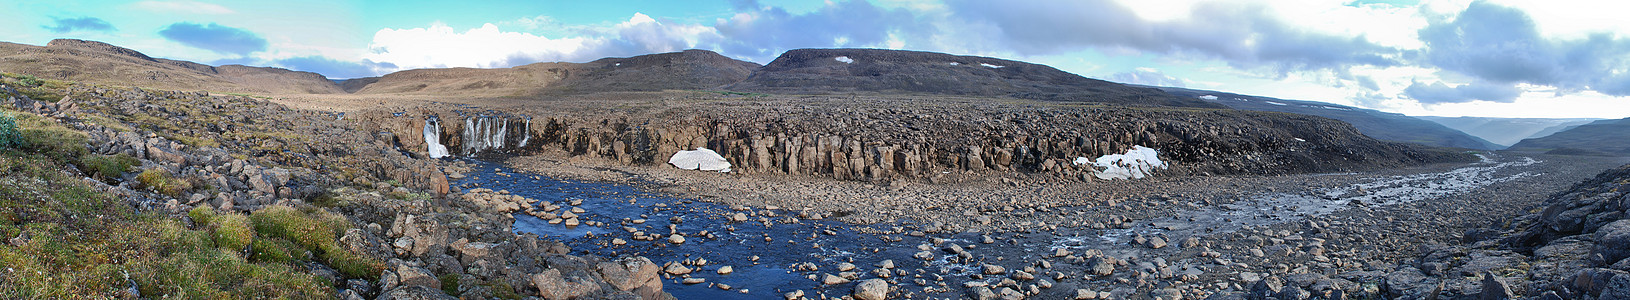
[
  {"x1": 79, "y1": 153, "x2": 140, "y2": 182},
  {"x1": 0, "y1": 108, "x2": 356, "y2": 298},
  {"x1": 136, "y1": 168, "x2": 193, "y2": 197},
  {"x1": 249, "y1": 206, "x2": 384, "y2": 280}
]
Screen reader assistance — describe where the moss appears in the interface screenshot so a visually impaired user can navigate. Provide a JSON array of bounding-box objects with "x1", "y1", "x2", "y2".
[
  {"x1": 187, "y1": 205, "x2": 217, "y2": 226},
  {"x1": 10, "y1": 111, "x2": 88, "y2": 162},
  {"x1": 136, "y1": 169, "x2": 193, "y2": 197},
  {"x1": 440, "y1": 274, "x2": 461, "y2": 295}
]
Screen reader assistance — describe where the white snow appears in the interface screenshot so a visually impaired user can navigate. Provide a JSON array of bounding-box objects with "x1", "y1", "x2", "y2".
[
  {"x1": 1072, "y1": 145, "x2": 1168, "y2": 180},
  {"x1": 669, "y1": 148, "x2": 732, "y2": 172},
  {"x1": 424, "y1": 117, "x2": 450, "y2": 158},
  {"x1": 980, "y1": 63, "x2": 1004, "y2": 68},
  {"x1": 1264, "y1": 101, "x2": 1288, "y2": 106},
  {"x1": 1198, "y1": 95, "x2": 1219, "y2": 100},
  {"x1": 834, "y1": 56, "x2": 854, "y2": 64},
  {"x1": 1294, "y1": 138, "x2": 1306, "y2": 142},
  {"x1": 948, "y1": 62, "x2": 960, "y2": 66}
]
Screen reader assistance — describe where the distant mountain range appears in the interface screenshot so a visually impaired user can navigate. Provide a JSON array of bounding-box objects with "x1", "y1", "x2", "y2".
[
  {"x1": 1507, "y1": 118, "x2": 1630, "y2": 156},
  {"x1": 1, "y1": 39, "x2": 1565, "y2": 152},
  {"x1": 1415, "y1": 116, "x2": 1600, "y2": 147},
  {"x1": 1152, "y1": 87, "x2": 1502, "y2": 150}
]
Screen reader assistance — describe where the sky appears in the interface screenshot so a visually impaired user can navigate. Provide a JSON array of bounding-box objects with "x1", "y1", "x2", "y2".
[{"x1": 3, "y1": 0, "x2": 1629, "y2": 118}]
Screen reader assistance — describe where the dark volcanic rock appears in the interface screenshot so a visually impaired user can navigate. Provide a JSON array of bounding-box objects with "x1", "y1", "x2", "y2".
[
  {"x1": 1159, "y1": 86, "x2": 1501, "y2": 150},
  {"x1": 727, "y1": 48, "x2": 1223, "y2": 108},
  {"x1": 547, "y1": 49, "x2": 761, "y2": 93}
]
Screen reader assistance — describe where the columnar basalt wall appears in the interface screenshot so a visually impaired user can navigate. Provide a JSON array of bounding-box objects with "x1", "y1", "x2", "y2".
[{"x1": 357, "y1": 100, "x2": 1473, "y2": 183}]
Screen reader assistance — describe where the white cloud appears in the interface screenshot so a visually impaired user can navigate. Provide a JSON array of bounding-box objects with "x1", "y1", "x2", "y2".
[
  {"x1": 363, "y1": 22, "x2": 597, "y2": 70},
  {"x1": 132, "y1": 1, "x2": 235, "y2": 14}
]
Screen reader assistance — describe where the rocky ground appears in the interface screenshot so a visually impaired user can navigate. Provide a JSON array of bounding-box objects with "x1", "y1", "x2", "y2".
[
  {"x1": 495, "y1": 145, "x2": 1629, "y2": 299},
  {"x1": 0, "y1": 82, "x2": 677, "y2": 299}
]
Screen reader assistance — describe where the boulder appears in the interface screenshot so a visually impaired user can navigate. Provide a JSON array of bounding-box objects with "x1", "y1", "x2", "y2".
[{"x1": 853, "y1": 279, "x2": 889, "y2": 300}]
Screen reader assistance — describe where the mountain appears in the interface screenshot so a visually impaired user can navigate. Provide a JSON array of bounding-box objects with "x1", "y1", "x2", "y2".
[
  {"x1": 344, "y1": 49, "x2": 760, "y2": 97},
  {"x1": 1507, "y1": 118, "x2": 1630, "y2": 156},
  {"x1": 1415, "y1": 116, "x2": 1600, "y2": 147},
  {"x1": 0, "y1": 39, "x2": 342, "y2": 94},
  {"x1": 725, "y1": 48, "x2": 1224, "y2": 108},
  {"x1": 1153, "y1": 87, "x2": 1501, "y2": 150}
]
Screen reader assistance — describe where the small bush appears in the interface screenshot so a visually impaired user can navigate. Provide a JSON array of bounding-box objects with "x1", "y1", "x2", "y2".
[
  {"x1": 79, "y1": 154, "x2": 139, "y2": 181},
  {"x1": 440, "y1": 274, "x2": 461, "y2": 295},
  {"x1": 9, "y1": 112, "x2": 87, "y2": 162},
  {"x1": 14, "y1": 74, "x2": 42, "y2": 88},
  {"x1": 136, "y1": 169, "x2": 192, "y2": 197},
  {"x1": 187, "y1": 205, "x2": 216, "y2": 226},
  {"x1": 0, "y1": 113, "x2": 19, "y2": 149}
]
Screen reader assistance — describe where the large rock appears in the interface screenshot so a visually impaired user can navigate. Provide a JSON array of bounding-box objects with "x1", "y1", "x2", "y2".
[
  {"x1": 395, "y1": 265, "x2": 440, "y2": 290},
  {"x1": 853, "y1": 279, "x2": 889, "y2": 300},
  {"x1": 377, "y1": 285, "x2": 458, "y2": 300},
  {"x1": 597, "y1": 256, "x2": 662, "y2": 293},
  {"x1": 533, "y1": 269, "x2": 603, "y2": 300}
]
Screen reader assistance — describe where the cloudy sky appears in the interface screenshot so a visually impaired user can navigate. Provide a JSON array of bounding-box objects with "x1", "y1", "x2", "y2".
[{"x1": 4, "y1": 0, "x2": 1628, "y2": 118}]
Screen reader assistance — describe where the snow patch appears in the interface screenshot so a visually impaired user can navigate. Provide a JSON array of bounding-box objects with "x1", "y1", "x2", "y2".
[
  {"x1": 1264, "y1": 101, "x2": 1288, "y2": 106},
  {"x1": 948, "y1": 62, "x2": 960, "y2": 66},
  {"x1": 1198, "y1": 95, "x2": 1219, "y2": 100},
  {"x1": 834, "y1": 56, "x2": 854, "y2": 64},
  {"x1": 980, "y1": 63, "x2": 1004, "y2": 68},
  {"x1": 669, "y1": 148, "x2": 732, "y2": 172},
  {"x1": 1072, "y1": 145, "x2": 1168, "y2": 180}
]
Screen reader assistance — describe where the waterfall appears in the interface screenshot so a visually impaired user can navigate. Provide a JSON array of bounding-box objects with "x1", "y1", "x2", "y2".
[
  {"x1": 517, "y1": 117, "x2": 531, "y2": 148},
  {"x1": 461, "y1": 115, "x2": 527, "y2": 155},
  {"x1": 424, "y1": 116, "x2": 449, "y2": 158}
]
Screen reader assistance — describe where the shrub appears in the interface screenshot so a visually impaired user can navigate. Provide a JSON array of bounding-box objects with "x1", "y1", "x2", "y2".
[
  {"x1": 14, "y1": 74, "x2": 42, "y2": 88},
  {"x1": 136, "y1": 169, "x2": 192, "y2": 197},
  {"x1": 0, "y1": 113, "x2": 19, "y2": 149},
  {"x1": 440, "y1": 274, "x2": 461, "y2": 295},
  {"x1": 79, "y1": 154, "x2": 139, "y2": 182},
  {"x1": 9, "y1": 112, "x2": 87, "y2": 162},
  {"x1": 249, "y1": 237, "x2": 303, "y2": 264},
  {"x1": 187, "y1": 205, "x2": 216, "y2": 226}
]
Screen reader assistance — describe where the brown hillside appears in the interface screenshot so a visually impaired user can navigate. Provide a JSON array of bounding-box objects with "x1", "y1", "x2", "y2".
[
  {"x1": 348, "y1": 49, "x2": 759, "y2": 97},
  {"x1": 0, "y1": 39, "x2": 340, "y2": 94},
  {"x1": 726, "y1": 48, "x2": 1224, "y2": 108}
]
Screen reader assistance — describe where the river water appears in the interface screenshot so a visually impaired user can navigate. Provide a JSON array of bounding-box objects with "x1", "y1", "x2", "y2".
[{"x1": 454, "y1": 154, "x2": 1539, "y2": 299}]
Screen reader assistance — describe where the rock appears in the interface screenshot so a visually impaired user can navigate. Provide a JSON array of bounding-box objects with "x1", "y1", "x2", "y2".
[
  {"x1": 1088, "y1": 257, "x2": 1115, "y2": 276},
  {"x1": 1147, "y1": 236, "x2": 1167, "y2": 249},
  {"x1": 597, "y1": 256, "x2": 661, "y2": 292},
  {"x1": 1011, "y1": 270, "x2": 1035, "y2": 281},
  {"x1": 612, "y1": 238, "x2": 627, "y2": 245},
  {"x1": 682, "y1": 278, "x2": 706, "y2": 284},
  {"x1": 1180, "y1": 237, "x2": 1201, "y2": 248},
  {"x1": 968, "y1": 286, "x2": 997, "y2": 300},
  {"x1": 377, "y1": 286, "x2": 458, "y2": 300},
  {"x1": 717, "y1": 265, "x2": 734, "y2": 275},
  {"x1": 876, "y1": 260, "x2": 895, "y2": 269},
  {"x1": 730, "y1": 213, "x2": 749, "y2": 222},
  {"x1": 533, "y1": 269, "x2": 602, "y2": 300},
  {"x1": 1150, "y1": 288, "x2": 1182, "y2": 300},
  {"x1": 853, "y1": 279, "x2": 889, "y2": 300},
  {"x1": 668, "y1": 234, "x2": 686, "y2": 244},
  {"x1": 395, "y1": 265, "x2": 439, "y2": 290},
  {"x1": 1480, "y1": 273, "x2": 1514, "y2": 300},
  {"x1": 784, "y1": 290, "x2": 805, "y2": 300},
  {"x1": 822, "y1": 273, "x2": 850, "y2": 285},
  {"x1": 664, "y1": 263, "x2": 693, "y2": 275},
  {"x1": 1075, "y1": 289, "x2": 1098, "y2": 299},
  {"x1": 837, "y1": 262, "x2": 856, "y2": 272},
  {"x1": 982, "y1": 264, "x2": 1006, "y2": 275}
]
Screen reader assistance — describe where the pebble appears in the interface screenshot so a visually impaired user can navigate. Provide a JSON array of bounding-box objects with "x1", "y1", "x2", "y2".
[
  {"x1": 668, "y1": 235, "x2": 686, "y2": 244},
  {"x1": 681, "y1": 278, "x2": 705, "y2": 284},
  {"x1": 822, "y1": 273, "x2": 850, "y2": 285},
  {"x1": 717, "y1": 265, "x2": 733, "y2": 275}
]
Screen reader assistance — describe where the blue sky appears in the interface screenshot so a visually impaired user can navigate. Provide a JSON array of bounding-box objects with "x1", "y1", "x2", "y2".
[{"x1": 3, "y1": 0, "x2": 1629, "y2": 118}]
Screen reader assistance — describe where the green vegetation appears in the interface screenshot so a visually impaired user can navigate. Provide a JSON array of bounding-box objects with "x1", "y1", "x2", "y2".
[
  {"x1": 250, "y1": 206, "x2": 384, "y2": 280},
  {"x1": 136, "y1": 168, "x2": 194, "y2": 197},
  {"x1": 79, "y1": 153, "x2": 140, "y2": 182},
  {"x1": 0, "y1": 113, "x2": 19, "y2": 148},
  {"x1": 440, "y1": 274, "x2": 461, "y2": 295},
  {"x1": 0, "y1": 108, "x2": 373, "y2": 298}
]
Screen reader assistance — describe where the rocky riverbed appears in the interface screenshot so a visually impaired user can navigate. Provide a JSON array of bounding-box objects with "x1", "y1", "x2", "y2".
[{"x1": 480, "y1": 149, "x2": 1626, "y2": 299}]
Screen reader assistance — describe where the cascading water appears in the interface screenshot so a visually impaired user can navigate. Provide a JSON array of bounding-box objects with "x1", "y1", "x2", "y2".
[
  {"x1": 459, "y1": 115, "x2": 531, "y2": 156},
  {"x1": 424, "y1": 116, "x2": 450, "y2": 158}
]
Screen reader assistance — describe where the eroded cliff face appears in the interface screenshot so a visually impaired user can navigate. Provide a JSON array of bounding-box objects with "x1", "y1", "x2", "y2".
[{"x1": 358, "y1": 96, "x2": 1472, "y2": 182}]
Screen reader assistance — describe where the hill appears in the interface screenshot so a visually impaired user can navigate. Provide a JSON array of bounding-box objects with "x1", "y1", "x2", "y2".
[
  {"x1": 1415, "y1": 116, "x2": 1599, "y2": 147},
  {"x1": 0, "y1": 39, "x2": 342, "y2": 94},
  {"x1": 1154, "y1": 87, "x2": 1501, "y2": 150},
  {"x1": 344, "y1": 49, "x2": 760, "y2": 97},
  {"x1": 725, "y1": 48, "x2": 1223, "y2": 108},
  {"x1": 1507, "y1": 118, "x2": 1630, "y2": 155}
]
